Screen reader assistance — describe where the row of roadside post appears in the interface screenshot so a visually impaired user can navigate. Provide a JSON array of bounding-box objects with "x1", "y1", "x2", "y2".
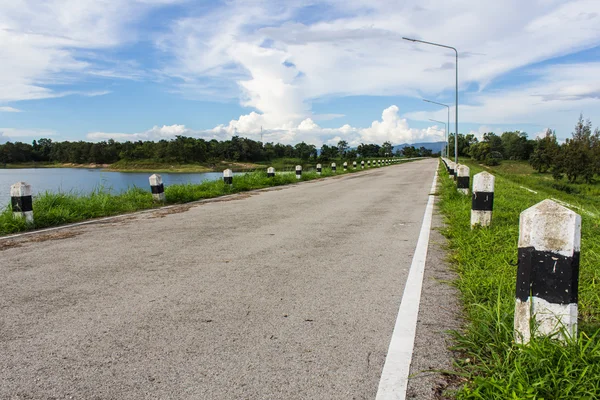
[
  {"x1": 440, "y1": 157, "x2": 581, "y2": 345},
  {"x1": 9, "y1": 158, "x2": 404, "y2": 221}
]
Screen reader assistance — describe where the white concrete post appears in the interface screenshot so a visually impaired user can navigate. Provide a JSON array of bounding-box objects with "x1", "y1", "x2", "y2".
[
  {"x1": 471, "y1": 171, "x2": 495, "y2": 228},
  {"x1": 331, "y1": 162, "x2": 336, "y2": 173},
  {"x1": 295, "y1": 165, "x2": 302, "y2": 179},
  {"x1": 223, "y1": 169, "x2": 233, "y2": 185},
  {"x1": 367, "y1": 160, "x2": 371, "y2": 167},
  {"x1": 149, "y1": 174, "x2": 166, "y2": 202},
  {"x1": 361, "y1": 161, "x2": 364, "y2": 169},
  {"x1": 457, "y1": 165, "x2": 470, "y2": 195},
  {"x1": 267, "y1": 167, "x2": 275, "y2": 177},
  {"x1": 515, "y1": 200, "x2": 581, "y2": 344},
  {"x1": 353, "y1": 161, "x2": 357, "y2": 169},
  {"x1": 10, "y1": 182, "x2": 33, "y2": 223},
  {"x1": 343, "y1": 162, "x2": 348, "y2": 171},
  {"x1": 316, "y1": 163, "x2": 322, "y2": 175}
]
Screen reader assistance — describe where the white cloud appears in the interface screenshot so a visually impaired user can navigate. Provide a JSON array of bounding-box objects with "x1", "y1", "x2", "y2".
[
  {"x1": 2, "y1": 1, "x2": 600, "y2": 144},
  {"x1": 87, "y1": 124, "x2": 229, "y2": 142},
  {"x1": 0, "y1": 0, "x2": 183, "y2": 102},
  {"x1": 0, "y1": 127, "x2": 56, "y2": 140},
  {"x1": 86, "y1": 105, "x2": 445, "y2": 146},
  {"x1": 0, "y1": 107, "x2": 21, "y2": 112},
  {"x1": 149, "y1": 0, "x2": 600, "y2": 143}
]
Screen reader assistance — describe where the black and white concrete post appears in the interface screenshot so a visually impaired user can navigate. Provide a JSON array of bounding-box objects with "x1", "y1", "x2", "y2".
[
  {"x1": 331, "y1": 162, "x2": 337, "y2": 173},
  {"x1": 448, "y1": 162, "x2": 456, "y2": 180},
  {"x1": 10, "y1": 182, "x2": 33, "y2": 223},
  {"x1": 471, "y1": 171, "x2": 495, "y2": 228},
  {"x1": 267, "y1": 167, "x2": 275, "y2": 177},
  {"x1": 514, "y1": 199, "x2": 581, "y2": 344},
  {"x1": 457, "y1": 165, "x2": 470, "y2": 195},
  {"x1": 223, "y1": 169, "x2": 233, "y2": 185},
  {"x1": 353, "y1": 161, "x2": 357, "y2": 169},
  {"x1": 367, "y1": 160, "x2": 371, "y2": 167},
  {"x1": 296, "y1": 165, "x2": 302, "y2": 179},
  {"x1": 343, "y1": 162, "x2": 348, "y2": 171},
  {"x1": 149, "y1": 174, "x2": 166, "y2": 202},
  {"x1": 361, "y1": 160, "x2": 365, "y2": 169},
  {"x1": 316, "y1": 163, "x2": 322, "y2": 175}
]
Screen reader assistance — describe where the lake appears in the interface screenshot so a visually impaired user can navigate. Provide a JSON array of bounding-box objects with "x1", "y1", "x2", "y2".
[{"x1": 0, "y1": 168, "x2": 229, "y2": 207}]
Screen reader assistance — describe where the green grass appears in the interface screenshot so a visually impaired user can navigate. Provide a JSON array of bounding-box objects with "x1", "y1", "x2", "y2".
[
  {"x1": 438, "y1": 159, "x2": 600, "y2": 398},
  {"x1": 0, "y1": 160, "x2": 411, "y2": 236}
]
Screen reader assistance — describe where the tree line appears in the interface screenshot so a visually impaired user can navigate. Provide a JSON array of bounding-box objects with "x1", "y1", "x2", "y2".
[
  {"x1": 445, "y1": 115, "x2": 600, "y2": 183},
  {"x1": 0, "y1": 135, "x2": 429, "y2": 166}
]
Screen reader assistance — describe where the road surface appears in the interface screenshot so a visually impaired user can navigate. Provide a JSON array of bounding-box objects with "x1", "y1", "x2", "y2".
[{"x1": 1, "y1": 159, "x2": 443, "y2": 399}]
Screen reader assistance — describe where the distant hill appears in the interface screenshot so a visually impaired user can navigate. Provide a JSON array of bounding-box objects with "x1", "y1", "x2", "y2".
[{"x1": 393, "y1": 141, "x2": 446, "y2": 154}]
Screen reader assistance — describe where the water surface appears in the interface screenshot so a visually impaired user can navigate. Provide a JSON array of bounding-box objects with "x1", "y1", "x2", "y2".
[{"x1": 0, "y1": 168, "x2": 227, "y2": 206}]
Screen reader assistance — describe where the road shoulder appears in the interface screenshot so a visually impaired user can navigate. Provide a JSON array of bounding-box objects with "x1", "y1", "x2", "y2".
[{"x1": 406, "y1": 196, "x2": 462, "y2": 399}]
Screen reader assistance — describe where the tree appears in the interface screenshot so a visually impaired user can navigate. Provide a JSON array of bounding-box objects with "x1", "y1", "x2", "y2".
[
  {"x1": 501, "y1": 131, "x2": 532, "y2": 160},
  {"x1": 529, "y1": 129, "x2": 559, "y2": 173},
  {"x1": 380, "y1": 141, "x2": 393, "y2": 157},
  {"x1": 556, "y1": 115, "x2": 595, "y2": 183},
  {"x1": 337, "y1": 140, "x2": 349, "y2": 157},
  {"x1": 448, "y1": 133, "x2": 477, "y2": 158}
]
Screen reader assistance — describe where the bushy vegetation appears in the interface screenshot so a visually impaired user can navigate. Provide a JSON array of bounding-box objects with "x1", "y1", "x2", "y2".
[
  {"x1": 439, "y1": 160, "x2": 600, "y2": 398},
  {"x1": 448, "y1": 115, "x2": 600, "y2": 183}
]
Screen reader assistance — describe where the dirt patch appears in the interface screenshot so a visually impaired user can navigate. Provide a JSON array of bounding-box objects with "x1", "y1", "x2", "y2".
[
  {"x1": 95, "y1": 215, "x2": 137, "y2": 226},
  {"x1": 1, "y1": 230, "x2": 82, "y2": 251},
  {"x1": 150, "y1": 204, "x2": 196, "y2": 218},
  {"x1": 0, "y1": 240, "x2": 22, "y2": 251}
]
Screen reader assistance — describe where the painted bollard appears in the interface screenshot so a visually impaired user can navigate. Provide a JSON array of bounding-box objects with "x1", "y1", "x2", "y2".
[
  {"x1": 10, "y1": 182, "x2": 33, "y2": 223},
  {"x1": 316, "y1": 163, "x2": 322, "y2": 175},
  {"x1": 361, "y1": 161, "x2": 365, "y2": 169},
  {"x1": 331, "y1": 162, "x2": 337, "y2": 173},
  {"x1": 149, "y1": 174, "x2": 166, "y2": 202},
  {"x1": 353, "y1": 161, "x2": 357, "y2": 169},
  {"x1": 223, "y1": 169, "x2": 233, "y2": 185},
  {"x1": 267, "y1": 167, "x2": 275, "y2": 177},
  {"x1": 471, "y1": 171, "x2": 495, "y2": 228},
  {"x1": 457, "y1": 165, "x2": 470, "y2": 195},
  {"x1": 448, "y1": 161, "x2": 455, "y2": 178},
  {"x1": 296, "y1": 165, "x2": 302, "y2": 179},
  {"x1": 514, "y1": 199, "x2": 581, "y2": 344},
  {"x1": 367, "y1": 160, "x2": 371, "y2": 167},
  {"x1": 343, "y1": 162, "x2": 348, "y2": 171}
]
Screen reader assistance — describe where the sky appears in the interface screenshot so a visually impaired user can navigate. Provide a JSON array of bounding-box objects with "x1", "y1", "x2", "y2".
[{"x1": 1, "y1": 0, "x2": 600, "y2": 147}]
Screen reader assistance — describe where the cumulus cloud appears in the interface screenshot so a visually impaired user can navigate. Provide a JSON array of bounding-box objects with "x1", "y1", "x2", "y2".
[
  {"x1": 86, "y1": 105, "x2": 445, "y2": 146},
  {"x1": 148, "y1": 0, "x2": 600, "y2": 142}
]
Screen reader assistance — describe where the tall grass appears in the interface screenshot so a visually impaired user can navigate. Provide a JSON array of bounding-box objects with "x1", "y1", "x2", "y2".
[
  {"x1": 0, "y1": 160, "x2": 406, "y2": 236},
  {"x1": 438, "y1": 160, "x2": 600, "y2": 398}
]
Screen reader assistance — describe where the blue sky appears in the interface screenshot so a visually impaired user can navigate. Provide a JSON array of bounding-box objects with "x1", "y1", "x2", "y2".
[{"x1": 1, "y1": 0, "x2": 600, "y2": 146}]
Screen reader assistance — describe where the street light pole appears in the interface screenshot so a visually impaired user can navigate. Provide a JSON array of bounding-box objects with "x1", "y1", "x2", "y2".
[
  {"x1": 429, "y1": 119, "x2": 446, "y2": 157},
  {"x1": 403, "y1": 37, "x2": 459, "y2": 164},
  {"x1": 423, "y1": 99, "x2": 450, "y2": 157}
]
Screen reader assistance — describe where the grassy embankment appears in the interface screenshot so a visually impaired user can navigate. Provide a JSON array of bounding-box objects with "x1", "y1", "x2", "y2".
[
  {"x1": 1, "y1": 157, "x2": 398, "y2": 173},
  {"x1": 0, "y1": 159, "x2": 405, "y2": 236},
  {"x1": 438, "y1": 159, "x2": 600, "y2": 398}
]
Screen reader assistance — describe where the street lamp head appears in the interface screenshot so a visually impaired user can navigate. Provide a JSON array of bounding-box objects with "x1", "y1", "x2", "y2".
[{"x1": 402, "y1": 37, "x2": 417, "y2": 42}]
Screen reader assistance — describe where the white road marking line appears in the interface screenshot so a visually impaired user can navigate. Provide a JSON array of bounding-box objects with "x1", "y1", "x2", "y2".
[
  {"x1": 376, "y1": 162, "x2": 439, "y2": 400},
  {"x1": 519, "y1": 186, "x2": 538, "y2": 194}
]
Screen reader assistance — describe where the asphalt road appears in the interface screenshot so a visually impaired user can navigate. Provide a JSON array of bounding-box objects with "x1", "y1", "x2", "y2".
[{"x1": 1, "y1": 159, "x2": 440, "y2": 399}]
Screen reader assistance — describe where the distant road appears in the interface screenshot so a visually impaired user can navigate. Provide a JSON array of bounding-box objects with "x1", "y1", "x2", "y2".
[{"x1": 1, "y1": 159, "x2": 437, "y2": 399}]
